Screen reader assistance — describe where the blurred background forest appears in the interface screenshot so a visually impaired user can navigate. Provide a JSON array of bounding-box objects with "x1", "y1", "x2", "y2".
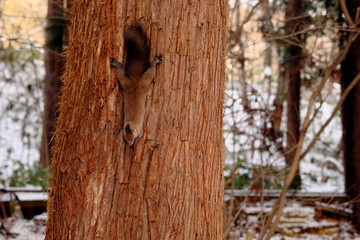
[
  {"x1": 0, "y1": 0, "x2": 47, "y2": 187},
  {"x1": 1, "y1": 0, "x2": 360, "y2": 239},
  {"x1": 0, "y1": 0, "x2": 350, "y2": 194},
  {"x1": 225, "y1": 0, "x2": 345, "y2": 192}
]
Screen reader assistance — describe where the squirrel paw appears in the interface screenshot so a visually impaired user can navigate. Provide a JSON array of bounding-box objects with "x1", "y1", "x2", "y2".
[{"x1": 152, "y1": 55, "x2": 163, "y2": 65}]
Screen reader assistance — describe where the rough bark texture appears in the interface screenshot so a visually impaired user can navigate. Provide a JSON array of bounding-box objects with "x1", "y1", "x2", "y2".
[
  {"x1": 40, "y1": 0, "x2": 66, "y2": 167},
  {"x1": 45, "y1": 1, "x2": 226, "y2": 239},
  {"x1": 341, "y1": 0, "x2": 360, "y2": 231},
  {"x1": 284, "y1": 0, "x2": 303, "y2": 189}
]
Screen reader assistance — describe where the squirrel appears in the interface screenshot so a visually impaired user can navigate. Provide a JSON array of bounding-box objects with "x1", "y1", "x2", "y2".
[{"x1": 110, "y1": 24, "x2": 162, "y2": 147}]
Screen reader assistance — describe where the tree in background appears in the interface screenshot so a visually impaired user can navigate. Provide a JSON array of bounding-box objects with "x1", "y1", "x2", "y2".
[
  {"x1": 341, "y1": 0, "x2": 360, "y2": 231},
  {"x1": 45, "y1": 1, "x2": 226, "y2": 239},
  {"x1": 284, "y1": 0, "x2": 303, "y2": 189},
  {"x1": 40, "y1": 0, "x2": 68, "y2": 167}
]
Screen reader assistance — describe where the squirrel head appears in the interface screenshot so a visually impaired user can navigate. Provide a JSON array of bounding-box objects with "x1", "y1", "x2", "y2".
[{"x1": 124, "y1": 123, "x2": 140, "y2": 147}]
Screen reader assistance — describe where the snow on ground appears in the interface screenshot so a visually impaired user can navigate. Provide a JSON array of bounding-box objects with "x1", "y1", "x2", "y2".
[
  {"x1": 0, "y1": 213, "x2": 46, "y2": 240},
  {"x1": 229, "y1": 200, "x2": 360, "y2": 240},
  {"x1": 1, "y1": 200, "x2": 359, "y2": 240}
]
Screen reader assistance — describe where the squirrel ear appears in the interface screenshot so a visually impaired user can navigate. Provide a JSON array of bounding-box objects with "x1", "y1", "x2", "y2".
[{"x1": 125, "y1": 124, "x2": 133, "y2": 134}]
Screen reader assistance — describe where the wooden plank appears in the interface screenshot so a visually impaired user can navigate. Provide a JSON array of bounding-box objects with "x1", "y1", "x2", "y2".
[
  {"x1": 225, "y1": 189, "x2": 347, "y2": 200},
  {"x1": 0, "y1": 186, "x2": 43, "y2": 192}
]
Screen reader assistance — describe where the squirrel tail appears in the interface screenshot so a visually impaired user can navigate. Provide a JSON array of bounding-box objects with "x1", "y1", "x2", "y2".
[{"x1": 124, "y1": 24, "x2": 151, "y2": 79}]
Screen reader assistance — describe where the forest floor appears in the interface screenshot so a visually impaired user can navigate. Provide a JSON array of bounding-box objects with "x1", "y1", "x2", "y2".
[
  {"x1": 0, "y1": 212, "x2": 46, "y2": 240},
  {"x1": 1, "y1": 200, "x2": 360, "y2": 240},
  {"x1": 228, "y1": 199, "x2": 360, "y2": 240}
]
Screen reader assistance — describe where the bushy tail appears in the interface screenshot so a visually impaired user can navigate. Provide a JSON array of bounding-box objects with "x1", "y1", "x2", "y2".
[{"x1": 124, "y1": 25, "x2": 150, "y2": 79}]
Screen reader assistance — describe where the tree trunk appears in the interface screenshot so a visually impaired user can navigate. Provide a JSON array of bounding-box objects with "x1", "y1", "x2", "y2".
[
  {"x1": 269, "y1": 32, "x2": 287, "y2": 149},
  {"x1": 261, "y1": 0, "x2": 273, "y2": 89},
  {"x1": 341, "y1": 0, "x2": 360, "y2": 231},
  {"x1": 40, "y1": 0, "x2": 68, "y2": 167},
  {"x1": 284, "y1": 0, "x2": 303, "y2": 189},
  {"x1": 270, "y1": 51, "x2": 286, "y2": 146},
  {"x1": 45, "y1": 1, "x2": 226, "y2": 239}
]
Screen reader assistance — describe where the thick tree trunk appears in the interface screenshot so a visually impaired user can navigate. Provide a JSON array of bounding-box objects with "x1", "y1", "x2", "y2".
[
  {"x1": 284, "y1": 0, "x2": 303, "y2": 189},
  {"x1": 40, "y1": 0, "x2": 67, "y2": 167},
  {"x1": 341, "y1": 0, "x2": 360, "y2": 231},
  {"x1": 45, "y1": 1, "x2": 226, "y2": 239}
]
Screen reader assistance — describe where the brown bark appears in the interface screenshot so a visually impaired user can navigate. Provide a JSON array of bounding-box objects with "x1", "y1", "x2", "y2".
[
  {"x1": 40, "y1": 0, "x2": 67, "y2": 167},
  {"x1": 341, "y1": 0, "x2": 360, "y2": 231},
  {"x1": 284, "y1": 0, "x2": 303, "y2": 189},
  {"x1": 45, "y1": 1, "x2": 226, "y2": 239}
]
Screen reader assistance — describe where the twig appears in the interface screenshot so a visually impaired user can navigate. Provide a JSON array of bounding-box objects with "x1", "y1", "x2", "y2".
[
  {"x1": 240, "y1": 0, "x2": 265, "y2": 30},
  {"x1": 300, "y1": 72, "x2": 360, "y2": 159},
  {"x1": 223, "y1": 189, "x2": 251, "y2": 237},
  {"x1": 339, "y1": 0, "x2": 355, "y2": 27}
]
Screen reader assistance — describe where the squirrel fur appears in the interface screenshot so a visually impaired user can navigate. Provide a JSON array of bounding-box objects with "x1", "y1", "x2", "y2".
[{"x1": 110, "y1": 24, "x2": 162, "y2": 147}]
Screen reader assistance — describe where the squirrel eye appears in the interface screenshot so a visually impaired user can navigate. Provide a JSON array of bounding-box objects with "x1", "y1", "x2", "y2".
[{"x1": 125, "y1": 124, "x2": 133, "y2": 134}]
